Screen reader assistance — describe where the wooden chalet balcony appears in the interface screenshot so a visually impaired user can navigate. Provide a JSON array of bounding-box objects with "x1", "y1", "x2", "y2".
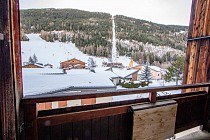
[
  {"x1": 1, "y1": 0, "x2": 210, "y2": 139},
  {"x1": 22, "y1": 83, "x2": 210, "y2": 140}
]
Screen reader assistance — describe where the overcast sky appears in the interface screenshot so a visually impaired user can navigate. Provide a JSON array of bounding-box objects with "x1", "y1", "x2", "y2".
[{"x1": 19, "y1": 0, "x2": 192, "y2": 26}]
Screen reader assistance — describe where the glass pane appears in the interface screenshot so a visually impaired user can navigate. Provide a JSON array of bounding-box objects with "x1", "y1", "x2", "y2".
[{"x1": 19, "y1": 0, "x2": 191, "y2": 101}]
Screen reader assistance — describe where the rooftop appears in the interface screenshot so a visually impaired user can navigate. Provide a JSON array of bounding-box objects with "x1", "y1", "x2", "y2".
[{"x1": 22, "y1": 68, "x2": 116, "y2": 96}]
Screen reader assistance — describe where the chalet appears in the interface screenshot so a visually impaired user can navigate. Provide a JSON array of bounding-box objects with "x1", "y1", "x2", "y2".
[
  {"x1": 149, "y1": 66, "x2": 166, "y2": 80},
  {"x1": 60, "y1": 58, "x2": 86, "y2": 70},
  {"x1": 22, "y1": 63, "x2": 44, "y2": 68},
  {"x1": 138, "y1": 65, "x2": 166, "y2": 80},
  {"x1": 108, "y1": 68, "x2": 139, "y2": 85}
]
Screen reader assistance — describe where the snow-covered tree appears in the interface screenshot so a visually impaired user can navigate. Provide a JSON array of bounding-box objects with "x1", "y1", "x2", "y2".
[
  {"x1": 140, "y1": 62, "x2": 152, "y2": 83},
  {"x1": 28, "y1": 56, "x2": 34, "y2": 64},
  {"x1": 164, "y1": 56, "x2": 184, "y2": 85},
  {"x1": 32, "y1": 53, "x2": 38, "y2": 63},
  {"x1": 88, "y1": 57, "x2": 96, "y2": 72}
]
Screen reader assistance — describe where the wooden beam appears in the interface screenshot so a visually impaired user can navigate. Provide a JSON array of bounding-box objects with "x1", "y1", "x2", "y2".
[
  {"x1": 37, "y1": 91, "x2": 205, "y2": 117},
  {"x1": 149, "y1": 92, "x2": 157, "y2": 103},
  {"x1": 196, "y1": 40, "x2": 209, "y2": 86},
  {"x1": 10, "y1": 0, "x2": 24, "y2": 139},
  {"x1": 0, "y1": 0, "x2": 23, "y2": 139},
  {"x1": 183, "y1": 0, "x2": 197, "y2": 85},
  {"x1": 0, "y1": 0, "x2": 17, "y2": 139}
]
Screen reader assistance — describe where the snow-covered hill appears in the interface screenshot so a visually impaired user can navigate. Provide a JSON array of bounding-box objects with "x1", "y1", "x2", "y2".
[
  {"x1": 21, "y1": 34, "x2": 136, "y2": 68},
  {"x1": 21, "y1": 34, "x2": 181, "y2": 98}
]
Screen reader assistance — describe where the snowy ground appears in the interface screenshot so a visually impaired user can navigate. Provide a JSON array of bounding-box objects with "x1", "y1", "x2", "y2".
[
  {"x1": 21, "y1": 34, "x2": 181, "y2": 101},
  {"x1": 21, "y1": 34, "x2": 136, "y2": 68}
]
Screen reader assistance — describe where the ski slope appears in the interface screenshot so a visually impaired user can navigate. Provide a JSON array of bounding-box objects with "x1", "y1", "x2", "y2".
[{"x1": 21, "y1": 34, "x2": 136, "y2": 68}]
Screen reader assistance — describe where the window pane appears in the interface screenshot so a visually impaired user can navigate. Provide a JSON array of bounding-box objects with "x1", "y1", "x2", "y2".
[{"x1": 20, "y1": 0, "x2": 191, "y2": 102}]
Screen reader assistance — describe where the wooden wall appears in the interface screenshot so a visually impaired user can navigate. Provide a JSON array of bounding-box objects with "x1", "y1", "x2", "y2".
[
  {"x1": 183, "y1": 0, "x2": 210, "y2": 86},
  {"x1": 23, "y1": 64, "x2": 43, "y2": 68},
  {"x1": 132, "y1": 72, "x2": 138, "y2": 81},
  {"x1": 60, "y1": 58, "x2": 85, "y2": 69}
]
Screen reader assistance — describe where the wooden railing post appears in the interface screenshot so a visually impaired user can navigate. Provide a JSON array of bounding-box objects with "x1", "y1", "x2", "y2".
[
  {"x1": 149, "y1": 92, "x2": 157, "y2": 103},
  {"x1": 208, "y1": 86, "x2": 210, "y2": 132},
  {"x1": 201, "y1": 85, "x2": 210, "y2": 131},
  {"x1": 24, "y1": 103, "x2": 38, "y2": 140}
]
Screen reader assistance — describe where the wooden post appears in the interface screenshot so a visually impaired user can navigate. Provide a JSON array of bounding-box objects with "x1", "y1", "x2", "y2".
[
  {"x1": 0, "y1": 0, "x2": 23, "y2": 139},
  {"x1": 201, "y1": 86, "x2": 210, "y2": 131},
  {"x1": 149, "y1": 92, "x2": 157, "y2": 103},
  {"x1": 24, "y1": 104, "x2": 38, "y2": 140},
  {"x1": 10, "y1": 0, "x2": 24, "y2": 139},
  {"x1": 0, "y1": 115, "x2": 2, "y2": 140}
]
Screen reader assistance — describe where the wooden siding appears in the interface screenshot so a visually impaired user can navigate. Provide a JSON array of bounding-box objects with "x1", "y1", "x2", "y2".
[
  {"x1": 60, "y1": 58, "x2": 85, "y2": 69},
  {"x1": 38, "y1": 105, "x2": 133, "y2": 140},
  {"x1": 132, "y1": 72, "x2": 138, "y2": 81},
  {"x1": 23, "y1": 64, "x2": 43, "y2": 68},
  {"x1": 183, "y1": 0, "x2": 210, "y2": 88}
]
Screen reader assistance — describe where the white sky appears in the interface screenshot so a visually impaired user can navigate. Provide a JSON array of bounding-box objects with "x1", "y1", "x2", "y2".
[{"x1": 19, "y1": 0, "x2": 192, "y2": 26}]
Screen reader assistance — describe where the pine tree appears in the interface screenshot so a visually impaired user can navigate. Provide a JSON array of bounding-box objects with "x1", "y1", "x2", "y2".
[
  {"x1": 164, "y1": 56, "x2": 184, "y2": 85},
  {"x1": 140, "y1": 62, "x2": 152, "y2": 84},
  {"x1": 87, "y1": 57, "x2": 96, "y2": 73},
  {"x1": 61, "y1": 34, "x2": 66, "y2": 42},
  {"x1": 28, "y1": 56, "x2": 34, "y2": 64},
  {"x1": 32, "y1": 54, "x2": 38, "y2": 63}
]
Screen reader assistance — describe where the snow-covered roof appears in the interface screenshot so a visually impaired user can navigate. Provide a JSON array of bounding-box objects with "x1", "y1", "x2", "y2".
[
  {"x1": 23, "y1": 68, "x2": 116, "y2": 96},
  {"x1": 112, "y1": 68, "x2": 139, "y2": 78},
  {"x1": 60, "y1": 58, "x2": 86, "y2": 64},
  {"x1": 149, "y1": 66, "x2": 161, "y2": 72},
  {"x1": 23, "y1": 68, "x2": 64, "y2": 75},
  {"x1": 139, "y1": 65, "x2": 163, "y2": 72},
  {"x1": 23, "y1": 63, "x2": 44, "y2": 68}
]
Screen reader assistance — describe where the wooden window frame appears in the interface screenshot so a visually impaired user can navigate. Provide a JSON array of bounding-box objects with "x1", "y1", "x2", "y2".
[{"x1": 0, "y1": 0, "x2": 23, "y2": 139}]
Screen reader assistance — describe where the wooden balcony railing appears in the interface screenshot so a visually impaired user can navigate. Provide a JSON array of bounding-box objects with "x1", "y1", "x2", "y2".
[{"x1": 22, "y1": 83, "x2": 210, "y2": 140}]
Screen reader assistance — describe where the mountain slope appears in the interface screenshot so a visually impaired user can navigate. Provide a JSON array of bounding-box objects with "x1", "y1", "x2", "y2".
[{"x1": 20, "y1": 8, "x2": 188, "y2": 64}]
